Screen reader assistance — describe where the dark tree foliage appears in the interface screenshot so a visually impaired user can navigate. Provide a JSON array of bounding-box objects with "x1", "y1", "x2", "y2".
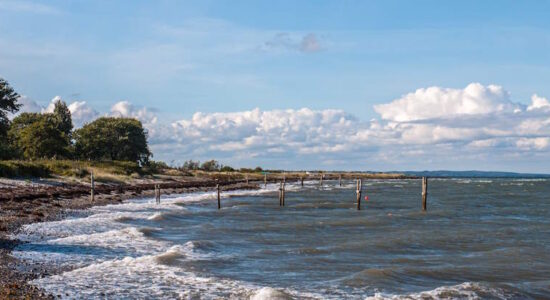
[
  {"x1": 9, "y1": 113, "x2": 69, "y2": 159},
  {"x1": 182, "y1": 160, "x2": 200, "y2": 170},
  {"x1": 200, "y1": 160, "x2": 221, "y2": 172},
  {"x1": 0, "y1": 78, "x2": 21, "y2": 158},
  {"x1": 74, "y1": 117, "x2": 151, "y2": 164},
  {"x1": 52, "y1": 100, "x2": 73, "y2": 139}
]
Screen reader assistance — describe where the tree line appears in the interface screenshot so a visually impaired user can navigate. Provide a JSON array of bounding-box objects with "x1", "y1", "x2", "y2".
[{"x1": 0, "y1": 78, "x2": 151, "y2": 164}]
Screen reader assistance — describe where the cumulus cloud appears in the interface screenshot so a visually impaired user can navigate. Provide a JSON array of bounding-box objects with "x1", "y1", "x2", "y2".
[
  {"x1": 15, "y1": 95, "x2": 42, "y2": 114},
  {"x1": 374, "y1": 83, "x2": 518, "y2": 122},
  {"x1": 68, "y1": 101, "x2": 99, "y2": 127},
  {"x1": 110, "y1": 101, "x2": 158, "y2": 125},
  {"x1": 527, "y1": 94, "x2": 550, "y2": 111}
]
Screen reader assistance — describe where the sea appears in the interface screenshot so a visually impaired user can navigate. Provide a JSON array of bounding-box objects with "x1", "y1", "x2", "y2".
[{"x1": 11, "y1": 178, "x2": 550, "y2": 299}]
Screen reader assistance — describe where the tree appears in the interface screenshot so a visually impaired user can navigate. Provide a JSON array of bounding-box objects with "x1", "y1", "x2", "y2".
[
  {"x1": 74, "y1": 117, "x2": 151, "y2": 164},
  {"x1": 0, "y1": 78, "x2": 21, "y2": 159},
  {"x1": 200, "y1": 160, "x2": 221, "y2": 172},
  {"x1": 52, "y1": 100, "x2": 73, "y2": 139},
  {"x1": 9, "y1": 113, "x2": 68, "y2": 159},
  {"x1": 182, "y1": 160, "x2": 200, "y2": 170}
]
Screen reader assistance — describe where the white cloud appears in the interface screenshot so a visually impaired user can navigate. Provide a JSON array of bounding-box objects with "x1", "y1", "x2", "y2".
[
  {"x1": 110, "y1": 101, "x2": 158, "y2": 125},
  {"x1": 15, "y1": 95, "x2": 42, "y2": 114},
  {"x1": 527, "y1": 94, "x2": 550, "y2": 111},
  {"x1": 516, "y1": 137, "x2": 550, "y2": 150},
  {"x1": 374, "y1": 83, "x2": 518, "y2": 122},
  {"x1": 68, "y1": 101, "x2": 99, "y2": 127}
]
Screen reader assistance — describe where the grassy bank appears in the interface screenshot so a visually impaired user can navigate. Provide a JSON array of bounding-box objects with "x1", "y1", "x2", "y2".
[{"x1": 0, "y1": 160, "x2": 154, "y2": 181}]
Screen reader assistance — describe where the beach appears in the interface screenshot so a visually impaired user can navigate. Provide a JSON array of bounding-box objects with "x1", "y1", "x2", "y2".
[{"x1": 0, "y1": 176, "x2": 259, "y2": 299}]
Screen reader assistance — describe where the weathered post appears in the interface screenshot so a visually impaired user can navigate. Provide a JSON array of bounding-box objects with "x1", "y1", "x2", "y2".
[
  {"x1": 217, "y1": 183, "x2": 221, "y2": 209},
  {"x1": 90, "y1": 172, "x2": 95, "y2": 202},
  {"x1": 157, "y1": 184, "x2": 161, "y2": 204},
  {"x1": 339, "y1": 174, "x2": 342, "y2": 187},
  {"x1": 154, "y1": 184, "x2": 158, "y2": 204},
  {"x1": 300, "y1": 176, "x2": 304, "y2": 187},
  {"x1": 264, "y1": 173, "x2": 267, "y2": 187},
  {"x1": 356, "y1": 179, "x2": 362, "y2": 210},
  {"x1": 282, "y1": 176, "x2": 286, "y2": 206},
  {"x1": 279, "y1": 180, "x2": 283, "y2": 206},
  {"x1": 422, "y1": 177, "x2": 428, "y2": 211},
  {"x1": 320, "y1": 173, "x2": 324, "y2": 187}
]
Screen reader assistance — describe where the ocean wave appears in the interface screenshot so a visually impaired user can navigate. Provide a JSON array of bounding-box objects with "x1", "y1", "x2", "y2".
[{"x1": 366, "y1": 282, "x2": 511, "y2": 299}]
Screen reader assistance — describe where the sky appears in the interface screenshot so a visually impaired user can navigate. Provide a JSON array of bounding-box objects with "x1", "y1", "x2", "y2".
[{"x1": 1, "y1": 0, "x2": 550, "y2": 172}]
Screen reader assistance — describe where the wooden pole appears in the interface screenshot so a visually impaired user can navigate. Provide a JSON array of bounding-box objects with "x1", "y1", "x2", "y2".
[
  {"x1": 217, "y1": 183, "x2": 221, "y2": 209},
  {"x1": 300, "y1": 176, "x2": 304, "y2": 187},
  {"x1": 157, "y1": 184, "x2": 161, "y2": 204},
  {"x1": 339, "y1": 174, "x2": 342, "y2": 187},
  {"x1": 356, "y1": 179, "x2": 362, "y2": 210},
  {"x1": 320, "y1": 173, "x2": 323, "y2": 187},
  {"x1": 281, "y1": 177, "x2": 286, "y2": 206},
  {"x1": 422, "y1": 177, "x2": 428, "y2": 211},
  {"x1": 90, "y1": 172, "x2": 95, "y2": 202},
  {"x1": 279, "y1": 180, "x2": 283, "y2": 206},
  {"x1": 264, "y1": 174, "x2": 267, "y2": 187}
]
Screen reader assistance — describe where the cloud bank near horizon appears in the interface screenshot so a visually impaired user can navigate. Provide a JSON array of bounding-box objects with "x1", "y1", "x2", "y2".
[{"x1": 13, "y1": 83, "x2": 550, "y2": 172}]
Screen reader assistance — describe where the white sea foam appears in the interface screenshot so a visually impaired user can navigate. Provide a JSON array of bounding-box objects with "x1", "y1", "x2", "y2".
[
  {"x1": 366, "y1": 282, "x2": 508, "y2": 300},
  {"x1": 30, "y1": 246, "x2": 316, "y2": 299}
]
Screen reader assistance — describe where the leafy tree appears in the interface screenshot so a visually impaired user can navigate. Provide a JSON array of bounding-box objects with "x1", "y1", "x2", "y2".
[
  {"x1": 182, "y1": 160, "x2": 200, "y2": 170},
  {"x1": 74, "y1": 117, "x2": 151, "y2": 164},
  {"x1": 9, "y1": 113, "x2": 68, "y2": 159},
  {"x1": 52, "y1": 100, "x2": 73, "y2": 139},
  {"x1": 220, "y1": 165, "x2": 235, "y2": 172},
  {"x1": 200, "y1": 159, "x2": 221, "y2": 172},
  {"x1": 0, "y1": 78, "x2": 21, "y2": 159}
]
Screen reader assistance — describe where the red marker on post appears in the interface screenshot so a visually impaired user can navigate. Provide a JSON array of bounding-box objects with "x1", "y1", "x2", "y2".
[{"x1": 364, "y1": 195, "x2": 369, "y2": 201}]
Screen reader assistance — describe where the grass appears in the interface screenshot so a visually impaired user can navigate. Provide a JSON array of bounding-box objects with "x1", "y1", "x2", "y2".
[{"x1": 0, "y1": 160, "x2": 146, "y2": 180}]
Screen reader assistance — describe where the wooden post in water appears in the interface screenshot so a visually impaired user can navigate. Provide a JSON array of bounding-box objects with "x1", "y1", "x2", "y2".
[
  {"x1": 216, "y1": 183, "x2": 221, "y2": 209},
  {"x1": 422, "y1": 177, "x2": 428, "y2": 211},
  {"x1": 282, "y1": 177, "x2": 286, "y2": 206},
  {"x1": 90, "y1": 172, "x2": 95, "y2": 202},
  {"x1": 157, "y1": 184, "x2": 161, "y2": 204},
  {"x1": 300, "y1": 176, "x2": 304, "y2": 187},
  {"x1": 264, "y1": 174, "x2": 267, "y2": 187},
  {"x1": 339, "y1": 174, "x2": 342, "y2": 187},
  {"x1": 154, "y1": 184, "x2": 157, "y2": 204},
  {"x1": 320, "y1": 173, "x2": 324, "y2": 188},
  {"x1": 356, "y1": 179, "x2": 362, "y2": 210},
  {"x1": 278, "y1": 180, "x2": 283, "y2": 206}
]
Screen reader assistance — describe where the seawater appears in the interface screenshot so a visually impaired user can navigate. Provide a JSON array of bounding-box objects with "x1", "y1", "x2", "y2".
[{"x1": 12, "y1": 179, "x2": 550, "y2": 299}]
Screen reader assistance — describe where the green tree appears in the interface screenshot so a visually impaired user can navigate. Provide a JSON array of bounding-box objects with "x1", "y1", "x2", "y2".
[
  {"x1": 52, "y1": 100, "x2": 73, "y2": 139},
  {"x1": 182, "y1": 160, "x2": 200, "y2": 170},
  {"x1": 0, "y1": 78, "x2": 21, "y2": 159},
  {"x1": 74, "y1": 117, "x2": 151, "y2": 164},
  {"x1": 8, "y1": 113, "x2": 68, "y2": 159},
  {"x1": 200, "y1": 160, "x2": 221, "y2": 172}
]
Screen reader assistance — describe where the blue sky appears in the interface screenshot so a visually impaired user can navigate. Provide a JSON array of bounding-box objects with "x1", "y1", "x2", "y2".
[{"x1": 2, "y1": 1, "x2": 550, "y2": 172}]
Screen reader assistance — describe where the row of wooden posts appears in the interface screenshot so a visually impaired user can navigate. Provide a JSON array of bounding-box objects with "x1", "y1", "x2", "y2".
[{"x1": 89, "y1": 172, "x2": 429, "y2": 212}]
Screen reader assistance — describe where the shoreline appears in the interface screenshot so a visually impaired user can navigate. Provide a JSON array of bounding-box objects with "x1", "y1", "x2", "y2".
[
  {"x1": 0, "y1": 174, "x2": 412, "y2": 299},
  {"x1": 0, "y1": 178, "x2": 260, "y2": 299}
]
